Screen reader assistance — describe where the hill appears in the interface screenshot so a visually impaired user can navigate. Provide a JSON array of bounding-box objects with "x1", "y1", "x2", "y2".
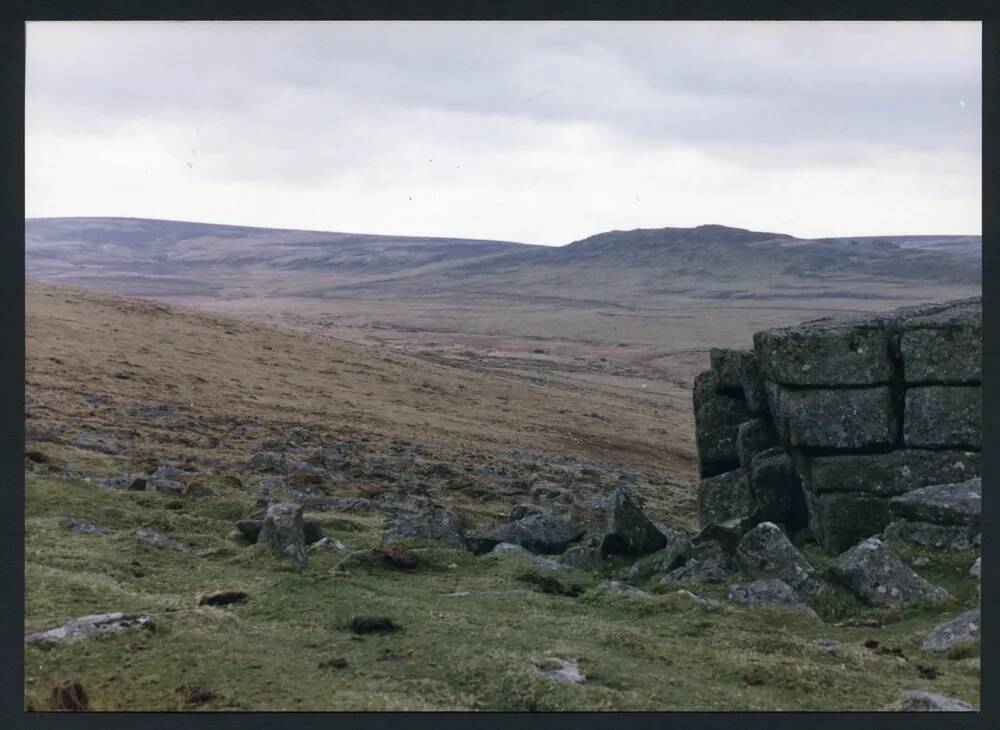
[{"x1": 24, "y1": 282, "x2": 981, "y2": 710}]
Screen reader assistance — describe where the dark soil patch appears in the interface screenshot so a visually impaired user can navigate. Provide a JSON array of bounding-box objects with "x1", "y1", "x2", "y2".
[
  {"x1": 198, "y1": 590, "x2": 249, "y2": 607},
  {"x1": 176, "y1": 684, "x2": 219, "y2": 704},
  {"x1": 49, "y1": 681, "x2": 89, "y2": 711},
  {"x1": 516, "y1": 571, "x2": 582, "y2": 597},
  {"x1": 349, "y1": 616, "x2": 399, "y2": 634},
  {"x1": 373, "y1": 547, "x2": 418, "y2": 571}
]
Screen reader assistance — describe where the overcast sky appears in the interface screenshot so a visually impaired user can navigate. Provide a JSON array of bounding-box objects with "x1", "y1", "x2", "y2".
[{"x1": 26, "y1": 21, "x2": 981, "y2": 245}]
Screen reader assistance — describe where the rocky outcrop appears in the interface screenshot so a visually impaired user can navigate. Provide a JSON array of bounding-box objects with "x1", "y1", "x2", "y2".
[
  {"x1": 883, "y1": 478, "x2": 980, "y2": 551},
  {"x1": 692, "y1": 298, "x2": 982, "y2": 555},
  {"x1": 469, "y1": 507, "x2": 584, "y2": 555}
]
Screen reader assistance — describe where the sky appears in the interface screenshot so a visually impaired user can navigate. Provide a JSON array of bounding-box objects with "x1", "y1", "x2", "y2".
[{"x1": 26, "y1": 21, "x2": 981, "y2": 245}]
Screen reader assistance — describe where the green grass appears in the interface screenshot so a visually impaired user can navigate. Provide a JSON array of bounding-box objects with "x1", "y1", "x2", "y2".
[{"x1": 25, "y1": 475, "x2": 980, "y2": 711}]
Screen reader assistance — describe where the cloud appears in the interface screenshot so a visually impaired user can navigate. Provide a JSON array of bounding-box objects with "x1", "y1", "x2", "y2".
[{"x1": 26, "y1": 21, "x2": 981, "y2": 242}]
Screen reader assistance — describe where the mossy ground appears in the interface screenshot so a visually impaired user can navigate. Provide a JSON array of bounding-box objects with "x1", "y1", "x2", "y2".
[{"x1": 25, "y1": 475, "x2": 980, "y2": 711}]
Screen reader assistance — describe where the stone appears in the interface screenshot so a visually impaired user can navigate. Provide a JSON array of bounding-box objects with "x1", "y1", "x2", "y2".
[
  {"x1": 899, "y1": 301, "x2": 981, "y2": 383},
  {"x1": 483, "y1": 508, "x2": 584, "y2": 555},
  {"x1": 382, "y1": 506, "x2": 465, "y2": 546},
  {"x1": 803, "y1": 490, "x2": 891, "y2": 556},
  {"x1": 904, "y1": 386, "x2": 980, "y2": 448},
  {"x1": 883, "y1": 520, "x2": 979, "y2": 551},
  {"x1": 558, "y1": 543, "x2": 602, "y2": 571},
  {"x1": 754, "y1": 316, "x2": 893, "y2": 387},
  {"x1": 101, "y1": 474, "x2": 147, "y2": 491},
  {"x1": 659, "y1": 539, "x2": 738, "y2": 585},
  {"x1": 150, "y1": 466, "x2": 194, "y2": 481},
  {"x1": 693, "y1": 516, "x2": 755, "y2": 556},
  {"x1": 675, "y1": 589, "x2": 722, "y2": 607},
  {"x1": 258, "y1": 502, "x2": 308, "y2": 567},
  {"x1": 235, "y1": 519, "x2": 263, "y2": 542},
  {"x1": 802, "y1": 450, "x2": 981, "y2": 497},
  {"x1": 600, "y1": 488, "x2": 667, "y2": 557},
  {"x1": 627, "y1": 533, "x2": 691, "y2": 581},
  {"x1": 697, "y1": 469, "x2": 755, "y2": 528},
  {"x1": 599, "y1": 580, "x2": 650, "y2": 597},
  {"x1": 695, "y1": 387, "x2": 751, "y2": 477},
  {"x1": 146, "y1": 479, "x2": 185, "y2": 494},
  {"x1": 247, "y1": 451, "x2": 285, "y2": 472},
  {"x1": 61, "y1": 517, "x2": 112, "y2": 535},
  {"x1": 309, "y1": 537, "x2": 349, "y2": 552},
  {"x1": 71, "y1": 431, "x2": 123, "y2": 455},
  {"x1": 922, "y1": 608, "x2": 980, "y2": 652},
  {"x1": 136, "y1": 528, "x2": 187, "y2": 552},
  {"x1": 970, "y1": 556, "x2": 980, "y2": 580},
  {"x1": 736, "y1": 419, "x2": 777, "y2": 473},
  {"x1": 535, "y1": 657, "x2": 585, "y2": 684},
  {"x1": 767, "y1": 384, "x2": 897, "y2": 450},
  {"x1": 489, "y1": 542, "x2": 568, "y2": 571},
  {"x1": 888, "y1": 478, "x2": 980, "y2": 527},
  {"x1": 727, "y1": 579, "x2": 817, "y2": 616},
  {"x1": 831, "y1": 538, "x2": 952, "y2": 607},
  {"x1": 750, "y1": 448, "x2": 808, "y2": 529},
  {"x1": 892, "y1": 691, "x2": 975, "y2": 712},
  {"x1": 25, "y1": 612, "x2": 154, "y2": 644},
  {"x1": 736, "y1": 522, "x2": 827, "y2": 597}
]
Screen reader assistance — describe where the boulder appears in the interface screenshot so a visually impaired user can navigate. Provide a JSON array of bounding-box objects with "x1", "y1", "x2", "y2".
[
  {"x1": 382, "y1": 506, "x2": 465, "y2": 547},
  {"x1": 899, "y1": 301, "x2": 981, "y2": 383},
  {"x1": 754, "y1": 314, "x2": 894, "y2": 387},
  {"x1": 711, "y1": 348, "x2": 767, "y2": 413},
  {"x1": 904, "y1": 386, "x2": 981, "y2": 449},
  {"x1": 484, "y1": 508, "x2": 584, "y2": 555},
  {"x1": 802, "y1": 450, "x2": 981, "y2": 497},
  {"x1": 750, "y1": 447, "x2": 808, "y2": 529},
  {"x1": 736, "y1": 522, "x2": 827, "y2": 597},
  {"x1": 61, "y1": 517, "x2": 112, "y2": 535},
  {"x1": 136, "y1": 528, "x2": 187, "y2": 552},
  {"x1": 888, "y1": 478, "x2": 980, "y2": 528},
  {"x1": 922, "y1": 608, "x2": 980, "y2": 652},
  {"x1": 658, "y1": 539, "x2": 738, "y2": 585},
  {"x1": 558, "y1": 543, "x2": 602, "y2": 571},
  {"x1": 727, "y1": 578, "x2": 817, "y2": 616},
  {"x1": 736, "y1": 419, "x2": 777, "y2": 473},
  {"x1": 693, "y1": 516, "x2": 755, "y2": 556},
  {"x1": 892, "y1": 691, "x2": 975, "y2": 712},
  {"x1": 803, "y1": 490, "x2": 891, "y2": 556},
  {"x1": 599, "y1": 488, "x2": 667, "y2": 557},
  {"x1": 258, "y1": 502, "x2": 308, "y2": 567},
  {"x1": 883, "y1": 520, "x2": 979, "y2": 551},
  {"x1": 25, "y1": 612, "x2": 154, "y2": 644},
  {"x1": 489, "y1": 542, "x2": 568, "y2": 571},
  {"x1": 831, "y1": 538, "x2": 952, "y2": 607},
  {"x1": 767, "y1": 384, "x2": 897, "y2": 450},
  {"x1": 697, "y1": 469, "x2": 755, "y2": 528}
]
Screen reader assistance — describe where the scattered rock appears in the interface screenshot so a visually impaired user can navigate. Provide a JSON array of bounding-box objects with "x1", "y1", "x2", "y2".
[
  {"x1": 101, "y1": 475, "x2": 147, "y2": 491},
  {"x1": 831, "y1": 538, "x2": 952, "y2": 607},
  {"x1": 383, "y1": 507, "x2": 465, "y2": 546},
  {"x1": 258, "y1": 502, "x2": 308, "y2": 567},
  {"x1": 136, "y1": 528, "x2": 187, "y2": 552},
  {"x1": 727, "y1": 579, "x2": 818, "y2": 616},
  {"x1": 535, "y1": 657, "x2": 585, "y2": 684},
  {"x1": 49, "y1": 681, "x2": 89, "y2": 711},
  {"x1": 198, "y1": 591, "x2": 248, "y2": 607},
  {"x1": 883, "y1": 520, "x2": 978, "y2": 551},
  {"x1": 970, "y1": 556, "x2": 980, "y2": 580},
  {"x1": 892, "y1": 690, "x2": 974, "y2": 712},
  {"x1": 176, "y1": 684, "x2": 218, "y2": 705},
  {"x1": 71, "y1": 431, "x2": 123, "y2": 455},
  {"x1": 308, "y1": 537, "x2": 349, "y2": 552},
  {"x1": 659, "y1": 539, "x2": 738, "y2": 585},
  {"x1": 598, "y1": 580, "x2": 650, "y2": 597},
  {"x1": 889, "y1": 478, "x2": 981, "y2": 528},
  {"x1": 922, "y1": 608, "x2": 980, "y2": 652},
  {"x1": 481, "y1": 508, "x2": 584, "y2": 555},
  {"x1": 61, "y1": 517, "x2": 112, "y2": 535},
  {"x1": 489, "y1": 542, "x2": 568, "y2": 571},
  {"x1": 146, "y1": 479, "x2": 185, "y2": 495},
  {"x1": 675, "y1": 589, "x2": 721, "y2": 608},
  {"x1": 26, "y1": 612, "x2": 154, "y2": 644},
  {"x1": 599, "y1": 487, "x2": 667, "y2": 557},
  {"x1": 627, "y1": 533, "x2": 691, "y2": 582},
  {"x1": 558, "y1": 543, "x2": 602, "y2": 571},
  {"x1": 349, "y1": 616, "x2": 398, "y2": 634},
  {"x1": 736, "y1": 522, "x2": 827, "y2": 597}
]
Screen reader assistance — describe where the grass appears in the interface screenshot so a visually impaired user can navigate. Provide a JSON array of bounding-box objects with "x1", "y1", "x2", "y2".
[{"x1": 25, "y1": 474, "x2": 981, "y2": 711}]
